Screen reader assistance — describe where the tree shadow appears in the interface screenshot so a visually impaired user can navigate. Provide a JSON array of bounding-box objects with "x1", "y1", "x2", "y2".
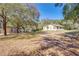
[
  {"x1": 40, "y1": 37, "x2": 66, "y2": 50},
  {"x1": 0, "y1": 34, "x2": 19, "y2": 40},
  {"x1": 64, "y1": 31, "x2": 79, "y2": 40},
  {"x1": 39, "y1": 37, "x2": 79, "y2": 56}
]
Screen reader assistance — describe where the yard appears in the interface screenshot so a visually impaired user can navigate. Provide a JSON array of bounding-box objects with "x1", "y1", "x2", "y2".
[{"x1": 0, "y1": 30, "x2": 79, "y2": 56}]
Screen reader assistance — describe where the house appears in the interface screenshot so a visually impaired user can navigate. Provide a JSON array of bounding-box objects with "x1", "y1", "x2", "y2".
[{"x1": 43, "y1": 24, "x2": 64, "y2": 31}]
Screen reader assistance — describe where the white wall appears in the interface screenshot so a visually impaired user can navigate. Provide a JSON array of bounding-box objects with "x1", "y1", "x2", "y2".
[
  {"x1": 43, "y1": 25, "x2": 54, "y2": 31},
  {"x1": 43, "y1": 25, "x2": 63, "y2": 31}
]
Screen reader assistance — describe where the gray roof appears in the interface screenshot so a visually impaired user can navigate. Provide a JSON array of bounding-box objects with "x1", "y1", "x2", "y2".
[{"x1": 45, "y1": 24, "x2": 63, "y2": 27}]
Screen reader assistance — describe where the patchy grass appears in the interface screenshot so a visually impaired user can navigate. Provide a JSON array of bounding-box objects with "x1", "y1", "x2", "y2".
[
  {"x1": 0, "y1": 30, "x2": 79, "y2": 56},
  {"x1": 0, "y1": 33, "x2": 38, "y2": 40}
]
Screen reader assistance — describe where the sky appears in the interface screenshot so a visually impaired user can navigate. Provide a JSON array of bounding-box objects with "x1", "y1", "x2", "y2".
[{"x1": 35, "y1": 3, "x2": 64, "y2": 20}]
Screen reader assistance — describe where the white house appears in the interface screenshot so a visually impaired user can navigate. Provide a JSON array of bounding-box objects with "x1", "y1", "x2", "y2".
[{"x1": 43, "y1": 24, "x2": 64, "y2": 31}]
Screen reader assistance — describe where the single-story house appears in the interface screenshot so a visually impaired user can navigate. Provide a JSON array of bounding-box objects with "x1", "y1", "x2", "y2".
[{"x1": 43, "y1": 24, "x2": 64, "y2": 31}]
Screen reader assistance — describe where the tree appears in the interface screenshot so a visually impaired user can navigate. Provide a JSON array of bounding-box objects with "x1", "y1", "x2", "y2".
[
  {"x1": 0, "y1": 4, "x2": 12, "y2": 36},
  {"x1": 0, "y1": 3, "x2": 40, "y2": 35},
  {"x1": 8, "y1": 4, "x2": 29, "y2": 33},
  {"x1": 55, "y1": 3, "x2": 79, "y2": 30},
  {"x1": 0, "y1": 4, "x2": 30, "y2": 35},
  {"x1": 24, "y1": 4, "x2": 40, "y2": 32}
]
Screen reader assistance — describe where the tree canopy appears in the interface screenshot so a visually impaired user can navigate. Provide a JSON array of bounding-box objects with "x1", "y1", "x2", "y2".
[
  {"x1": 55, "y1": 3, "x2": 79, "y2": 30},
  {"x1": 0, "y1": 3, "x2": 40, "y2": 35}
]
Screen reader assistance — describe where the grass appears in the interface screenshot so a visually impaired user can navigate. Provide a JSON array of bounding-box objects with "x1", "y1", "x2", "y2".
[
  {"x1": 0, "y1": 33, "x2": 38, "y2": 40},
  {"x1": 0, "y1": 30, "x2": 79, "y2": 56}
]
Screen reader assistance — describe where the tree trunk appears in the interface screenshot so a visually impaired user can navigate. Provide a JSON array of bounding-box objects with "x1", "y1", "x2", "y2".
[
  {"x1": 3, "y1": 16, "x2": 7, "y2": 36},
  {"x1": 2, "y1": 8, "x2": 7, "y2": 36},
  {"x1": 16, "y1": 24, "x2": 19, "y2": 33},
  {"x1": 16, "y1": 27, "x2": 19, "y2": 33}
]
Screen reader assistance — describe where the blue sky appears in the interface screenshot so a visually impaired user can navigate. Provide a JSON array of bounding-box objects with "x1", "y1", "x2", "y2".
[{"x1": 35, "y1": 3, "x2": 64, "y2": 20}]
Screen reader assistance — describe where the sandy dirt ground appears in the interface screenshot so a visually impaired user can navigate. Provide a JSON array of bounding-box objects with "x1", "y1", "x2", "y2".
[{"x1": 0, "y1": 30, "x2": 79, "y2": 56}]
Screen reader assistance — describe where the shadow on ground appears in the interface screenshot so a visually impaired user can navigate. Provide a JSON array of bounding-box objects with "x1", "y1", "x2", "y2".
[
  {"x1": 64, "y1": 30, "x2": 79, "y2": 40},
  {"x1": 39, "y1": 37, "x2": 79, "y2": 56},
  {"x1": 8, "y1": 37, "x2": 79, "y2": 56},
  {"x1": 0, "y1": 31, "x2": 79, "y2": 56}
]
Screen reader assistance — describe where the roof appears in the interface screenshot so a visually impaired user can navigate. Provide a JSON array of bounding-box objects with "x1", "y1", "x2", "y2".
[
  {"x1": 53, "y1": 24, "x2": 63, "y2": 27},
  {"x1": 44, "y1": 24, "x2": 63, "y2": 27}
]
